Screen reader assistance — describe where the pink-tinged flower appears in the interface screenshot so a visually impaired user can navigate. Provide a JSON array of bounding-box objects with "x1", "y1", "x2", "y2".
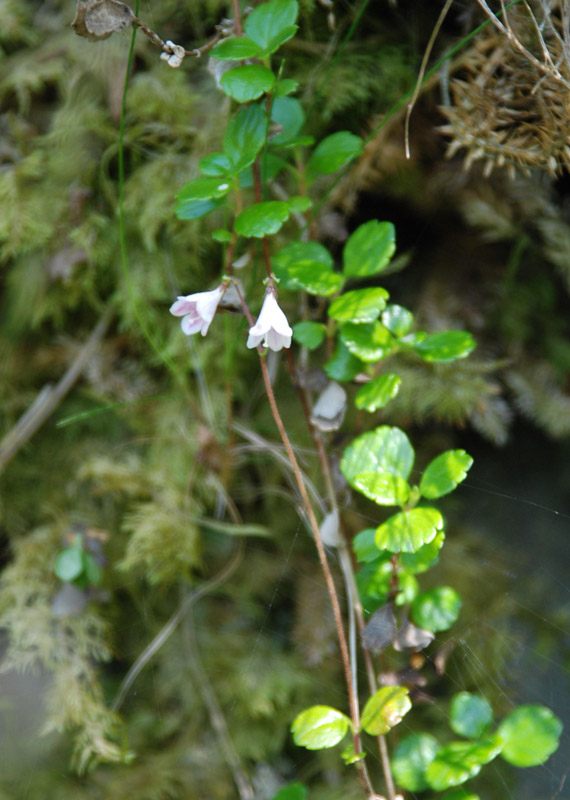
[
  {"x1": 170, "y1": 286, "x2": 225, "y2": 336},
  {"x1": 247, "y1": 291, "x2": 292, "y2": 352}
]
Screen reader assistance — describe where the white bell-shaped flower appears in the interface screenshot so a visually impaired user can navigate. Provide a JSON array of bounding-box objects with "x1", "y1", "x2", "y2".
[
  {"x1": 247, "y1": 291, "x2": 292, "y2": 352},
  {"x1": 170, "y1": 286, "x2": 224, "y2": 336}
]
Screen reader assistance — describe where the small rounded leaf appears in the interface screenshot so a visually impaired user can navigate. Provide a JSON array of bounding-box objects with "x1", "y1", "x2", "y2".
[
  {"x1": 221, "y1": 64, "x2": 275, "y2": 103},
  {"x1": 343, "y1": 220, "x2": 396, "y2": 278},
  {"x1": 210, "y1": 36, "x2": 262, "y2": 60},
  {"x1": 382, "y1": 304, "x2": 414, "y2": 336},
  {"x1": 450, "y1": 693, "x2": 493, "y2": 739},
  {"x1": 307, "y1": 131, "x2": 363, "y2": 176},
  {"x1": 341, "y1": 426, "x2": 415, "y2": 484},
  {"x1": 235, "y1": 201, "x2": 290, "y2": 238},
  {"x1": 360, "y1": 686, "x2": 411, "y2": 735},
  {"x1": 420, "y1": 449, "x2": 473, "y2": 499},
  {"x1": 392, "y1": 733, "x2": 439, "y2": 792},
  {"x1": 340, "y1": 321, "x2": 394, "y2": 362},
  {"x1": 408, "y1": 330, "x2": 476, "y2": 363},
  {"x1": 497, "y1": 705, "x2": 562, "y2": 767},
  {"x1": 54, "y1": 547, "x2": 84, "y2": 582},
  {"x1": 375, "y1": 508, "x2": 444, "y2": 554},
  {"x1": 271, "y1": 783, "x2": 307, "y2": 800},
  {"x1": 292, "y1": 321, "x2": 326, "y2": 350},
  {"x1": 224, "y1": 105, "x2": 267, "y2": 172},
  {"x1": 199, "y1": 152, "x2": 232, "y2": 176},
  {"x1": 271, "y1": 96, "x2": 305, "y2": 144},
  {"x1": 355, "y1": 374, "x2": 401, "y2": 412},
  {"x1": 176, "y1": 176, "x2": 231, "y2": 202},
  {"x1": 399, "y1": 531, "x2": 445, "y2": 573},
  {"x1": 353, "y1": 472, "x2": 410, "y2": 506},
  {"x1": 324, "y1": 340, "x2": 364, "y2": 382},
  {"x1": 329, "y1": 288, "x2": 389, "y2": 323},
  {"x1": 426, "y1": 739, "x2": 502, "y2": 791},
  {"x1": 353, "y1": 528, "x2": 382, "y2": 563},
  {"x1": 412, "y1": 586, "x2": 462, "y2": 632},
  {"x1": 291, "y1": 705, "x2": 351, "y2": 750},
  {"x1": 245, "y1": 0, "x2": 299, "y2": 52}
]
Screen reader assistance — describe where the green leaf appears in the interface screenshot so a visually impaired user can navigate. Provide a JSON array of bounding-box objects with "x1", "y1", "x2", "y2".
[
  {"x1": 341, "y1": 426, "x2": 415, "y2": 484},
  {"x1": 399, "y1": 531, "x2": 445, "y2": 573},
  {"x1": 212, "y1": 229, "x2": 233, "y2": 243},
  {"x1": 175, "y1": 197, "x2": 223, "y2": 220},
  {"x1": 450, "y1": 693, "x2": 493, "y2": 739},
  {"x1": 426, "y1": 739, "x2": 502, "y2": 791},
  {"x1": 291, "y1": 705, "x2": 351, "y2": 750},
  {"x1": 340, "y1": 321, "x2": 394, "y2": 362},
  {"x1": 271, "y1": 96, "x2": 304, "y2": 144},
  {"x1": 273, "y1": 241, "x2": 339, "y2": 293},
  {"x1": 412, "y1": 586, "x2": 462, "y2": 632},
  {"x1": 83, "y1": 552, "x2": 102, "y2": 586},
  {"x1": 328, "y1": 287, "x2": 389, "y2": 323},
  {"x1": 360, "y1": 686, "x2": 411, "y2": 735},
  {"x1": 275, "y1": 78, "x2": 299, "y2": 96},
  {"x1": 287, "y1": 195, "x2": 311, "y2": 214},
  {"x1": 355, "y1": 374, "x2": 401, "y2": 412},
  {"x1": 271, "y1": 783, "x2": 307, "y2": 800},
  {"x1": 238, "y1": 153, "x2": 287, "y2": 189},
  {"x1": 353, "y1": 472, "x2": 410, "y2": 506},
  {"x1": 307, "y1": 131, "x2": 363, "y2": 176},
  {"x1": 176, "y1": 176, "x2": 232, "y2": 202},
  {"x1": 224, "y1": 104, "x2": 267, "y2": 172},
  {"x1": 340, "y1": 743, "x2": 366, "y2": 764},
  {"x1": 353, "y1": 528, "x2": 381, "y2": 563},
  {"x1": 392, "y1": 734, "x2": 439, "y2": 792},
  {"x1": 343, "y1": 220, "x2": 396, "y2": 278},
  {"x1": 324, "y1": 340, "x2": 364, "y2": 381},
  {"x1": 274, "y1": 240, "x2": 333, "y2": 272},
  {"x1": 375, "y1": 508, "x2": 444, "y2": 554},
  {"x1": 199, "y1": 152, "x2": 232, "y2": 176},
  {"x1": 292, "y1": 321, "x2": 326, "y2": 350},
  {"x1": 497, "y1": 705, "x2": 562, "y2": 767},
  {"x1": 54, "y1": 547, "x2": 84, "y2": 582},
  {"x1": 442, "y1": 790, "x2": 480, "y2": 800},
  {"x1": 210, "y1": 36, "x2": 262, "y2": 60},
  {"x1": 420, "y1": 449, "x2": 474, "y2": 499},
  {"x1": 382, "y1": 303, "x2": 414, "y2": 336},
  {"x1": 221, "y1": 64, "x2": 275, "y2": 103},
  {"x1": 235, "y1": 201, "x2": 290, "y2": 238},
  {"x1": 245, "y1": 0, "x2": 299, "y2": 53},
  {"x1": 407, "y1": 330, "x2": 476, "y2": 363}
]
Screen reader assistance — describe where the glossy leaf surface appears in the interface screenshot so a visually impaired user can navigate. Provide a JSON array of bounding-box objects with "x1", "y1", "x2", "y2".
[
  {"x1": 328, "y1": 287, "x2": 389, "y2": 323},
  {"x1": 341, "y1": 426, "x2": 415, "y2": 484},
  {"x1": 497, "y1": 705, "x2": 562, "y2": 766},
  {"x1": 408, "y1": 330, "x2": 476, "y2": 363},
  {"x1": 324, "y1": 340, "x2": 364, "y2": 381},
  {"x1": 199, "y1": 152, "x2": 232, "y2": 176},
  {"x1": 382, "y1": 303, "x2": 413, "y2": 336},
  {"x1": 399, "y1": 531, "x2": 445, "y2": 573},
  {"x1": 271, "y1": 96, "x2": 304, "y2": 144},
  {"x1": 353, "y1": 528, "x2": 382, "y2": 563},
  {"x1": 224, "y1": 105, "x2": 267, "y2": 172},
  {"x1": 176, "y1": 176, "x2": 231, "y2": 202},
  {"x1": 235, "y1": 201, "x2": 289, "y2": 238},
  {"x1": 355, "y1": 374, "x2": 401, "y2": 412},
  {"x1": 360, "y1": 686, "x2": 411, "y2": 735},
  {"x1": 210, "y1": 37, "x2": 262, "y2": 60},
  {"x1": 291, "y1": 705, "x2": 351, "y2": 750},
  {"x1": 426, "y1": 739, "x2": 502, "y2": 791},
  {"x1": 343, "y1": 220, "x2": 396, "y2": 278},
  {"x1": 392, "y1": 733, "x2": 439, "y2": 792},
  {"x1": 450, "y1": 693, "x2": 493, "y2": 739},
  {"x1": 340, "y1": 321, "x2": 394, "y2": 362},
  {"x1": 353, "y1": 472, "x2": 410, "y2": 506},
  {"x1": 375, "y1": 508, "x2": 444, "y2": 554},
  {"x1": 420, "y1": 449, "x2": 473, "y2": 499},
  {"x1": 412, "y1": 586, "x2": 462, "y2": 632}
]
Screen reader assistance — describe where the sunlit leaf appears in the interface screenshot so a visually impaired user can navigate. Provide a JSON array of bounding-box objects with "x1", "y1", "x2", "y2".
[
  {"x1": 307, "y1": 131, "x2": 363, "y2": 177},
  {"x1": 340, "y1": 743, "x2": 366, "y2": 764},
  {"x1": 450, "y1": 693, "x2": 493, "y2": 739},
  {"x1": 343, "y1": 220, "x2": 396, "y2": 278},
  {"x1": 291, "y1": 705, "x2": 351, "y2": 750},
  {"x1": 497, "y1": 705, "x2": 562, "y2": 767},
  {"x1": 375, "y1": 508, "x2": 443, "y2": 554},
  {"x1": 353, "y1": 472, "x2": 410, "y2": 506},
  {"x1": 235, "y1": 201, "x2": 290, "y2": 238},
  {"x1": 221, "y1": 64, "x2": 275, "y2": 103},
  {"x1": 176, "y1": 176, "x2": 232, "y2": 202},
  {"x1": 355, "y1": 374, "x2": 401, "y2": 412},
  {"x1": 292, "y1": 321, "x2": 326, "y2": 350},
  {"x1": 360, "y1": 686, "x2": 411, "y2": 735},
  {"x1": 420, "y1": 449, "x2": 473, "y2": 499},
  {"x1": 411, "y1": 586, "x2": 462, "y2": 632},
  {"x1": 399, "y1": 531, "x2": 445, "y2": 573},
  {"x1": 382, "y1": 303, "x2": 413, "y2": 336},
  {"x1": 407, "y1": 330, "x2": 476, "y2": 363},
  {"x1": 392, "y1": 733, "x2": 439, "y2": 792},
  {"x1": 341, "y1": 426, "x2": 415, "y2": 483},
  {"x1": 328, "y1": 287, "x2": 389, "y2": 323},
  {"x1": 426, "y1": 739, "x2": 502, "y2": 791},
  {"x1": 54, "y1": 547, "x2": 84, "y2": 582},
  {"x1": 340, "y1": 321, "x2": 394, "y2": 362}
]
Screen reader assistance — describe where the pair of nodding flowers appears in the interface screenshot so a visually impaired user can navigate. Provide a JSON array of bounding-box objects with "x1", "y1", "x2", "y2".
[{"x1": 170, "y1": 283, "x2": 292, "y2": 352}]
